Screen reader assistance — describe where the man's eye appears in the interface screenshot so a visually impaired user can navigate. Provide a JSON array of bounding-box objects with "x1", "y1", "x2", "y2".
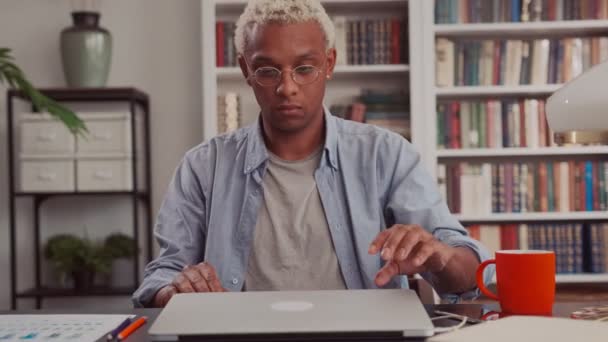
[
  {"x1": 256, "y1": 68, "x2": 279, "y2": 77},
  {"x1": 296, "y1": 66, "x2": 316, "y2": 74}
]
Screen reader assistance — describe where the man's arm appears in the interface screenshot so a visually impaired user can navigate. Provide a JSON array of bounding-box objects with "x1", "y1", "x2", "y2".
[
  {"x1": 132, "y1": 154, "x2": 208, "y2": 307},
  {"x1": 373, "y1": 134, "x2": 493, "y2": 299}
]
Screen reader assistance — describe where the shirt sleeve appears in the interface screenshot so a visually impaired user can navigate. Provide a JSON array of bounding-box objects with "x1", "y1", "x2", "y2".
[
  {"x1": 132, "y1": 153, "x2": 207, "y2": 307},
  {"x1": 381, "y1": 134, "x2": 494, "y2": 301}
]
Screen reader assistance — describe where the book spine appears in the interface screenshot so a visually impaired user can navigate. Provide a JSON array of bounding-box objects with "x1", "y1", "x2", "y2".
[
  {"x1": 585, "y1": 161, "x2": 594, "y2": 211},
  {"x1": 216, "y1": 22, "x2": 225, "y2": 67}
]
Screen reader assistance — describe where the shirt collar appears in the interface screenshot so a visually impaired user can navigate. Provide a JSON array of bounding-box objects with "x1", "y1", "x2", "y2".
[{"x1": 243, "y1": 106, "x2": 339, "y2": 174}]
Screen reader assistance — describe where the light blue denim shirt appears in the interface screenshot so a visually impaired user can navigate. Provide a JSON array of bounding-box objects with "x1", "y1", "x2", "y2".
[{"x1": 133, "y1": 111, "x2": 493, "y2": 307}]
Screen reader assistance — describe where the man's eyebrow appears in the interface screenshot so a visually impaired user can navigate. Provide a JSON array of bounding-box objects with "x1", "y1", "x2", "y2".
[
  {"x1": 295, "y1": 52, "x2": 320, "y2": 60},
  {"x1": 251, "y1": 52, "x2": 322, "y2": 65},
  {"x1": 251, "y1": 55, "x2": 275, "y2": 64}
]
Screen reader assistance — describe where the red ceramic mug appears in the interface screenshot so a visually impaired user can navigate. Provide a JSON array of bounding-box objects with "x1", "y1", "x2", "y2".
[{"x1": 476, "y1": 250, "x2": 556, "y2": 315}]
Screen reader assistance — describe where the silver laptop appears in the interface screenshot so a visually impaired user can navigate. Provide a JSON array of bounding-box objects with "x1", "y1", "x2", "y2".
[{"x1": 149, "y1": 289, "x2": 435, "y2": 341}]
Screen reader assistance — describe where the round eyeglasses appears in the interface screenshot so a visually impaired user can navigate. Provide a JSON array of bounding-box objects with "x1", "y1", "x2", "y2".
[{"x1": 248, "y1": 65, "x2": 324, "y2": 87}]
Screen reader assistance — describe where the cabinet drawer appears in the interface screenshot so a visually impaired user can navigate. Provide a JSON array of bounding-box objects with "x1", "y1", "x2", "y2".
[
  {"x1": 77, "y1": 158, "x2": 133, "y2": 191},
  {"x1": 77, "y1": 113, "x2": 132, "y2": 155},
  {"x1": 20, "y1": 117, "x2": 75, "y2": 154},
  {"x1": 20, "y1": 158, "x2": 75, "y2": 192}
]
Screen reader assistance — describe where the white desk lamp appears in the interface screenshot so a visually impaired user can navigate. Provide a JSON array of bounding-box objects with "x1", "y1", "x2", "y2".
[{"x1": 547, "y1": 60, "x2": 608, "y2": 145}]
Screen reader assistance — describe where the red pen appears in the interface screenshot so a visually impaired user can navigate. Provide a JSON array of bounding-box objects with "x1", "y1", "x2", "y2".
[{"x1": 117, "y1": 316, "x2": 147, "y2": 341}]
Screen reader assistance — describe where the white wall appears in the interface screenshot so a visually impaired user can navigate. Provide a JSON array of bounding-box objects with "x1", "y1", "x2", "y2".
[{"x1": 0, "y1": 0, "x2": 203, "y2": 310}]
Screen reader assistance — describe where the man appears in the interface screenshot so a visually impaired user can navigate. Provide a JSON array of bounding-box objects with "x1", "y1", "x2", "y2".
[{"x1": 133, "y1": 0, "x2": 491, "y2": 308}]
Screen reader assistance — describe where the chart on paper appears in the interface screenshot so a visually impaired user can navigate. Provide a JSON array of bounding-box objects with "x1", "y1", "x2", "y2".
[{"x1": 0, "y1": 314, "x2": 134, "y2": 342}]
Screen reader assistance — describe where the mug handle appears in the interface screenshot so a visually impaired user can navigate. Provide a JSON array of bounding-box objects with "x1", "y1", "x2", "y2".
[{"x1": 476, "y1": 259, "x2": 499, "y2": 301}]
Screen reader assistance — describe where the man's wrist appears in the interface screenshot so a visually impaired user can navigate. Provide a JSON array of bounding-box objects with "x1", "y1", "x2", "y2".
[
  {"x1": 153, "y1": 285, "x2": 177, "y2": 308},
  {"x1": 432, "y1": 246, "x2": 479, "y2": 294}
]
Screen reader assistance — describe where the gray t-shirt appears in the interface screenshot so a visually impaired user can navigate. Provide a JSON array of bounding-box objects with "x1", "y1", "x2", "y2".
[{"x1": 244, "y1": 148, "x2": 347, "y2": 291}]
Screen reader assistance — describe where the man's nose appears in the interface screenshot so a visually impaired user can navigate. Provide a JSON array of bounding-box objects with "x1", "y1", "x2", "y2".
[{"x1": 275, "y1": 70, "x2": 298, "y2": 96}]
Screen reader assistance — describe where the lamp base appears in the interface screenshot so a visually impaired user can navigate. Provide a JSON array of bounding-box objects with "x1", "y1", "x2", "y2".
[{"x1": 554, "y1": 131, "x2": 608, "y2": 145}]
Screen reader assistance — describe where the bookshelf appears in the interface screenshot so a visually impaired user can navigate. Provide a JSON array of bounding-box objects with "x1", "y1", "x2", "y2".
[{"x1": 425, "y1": 1, "x2": 608, "y2": 284}]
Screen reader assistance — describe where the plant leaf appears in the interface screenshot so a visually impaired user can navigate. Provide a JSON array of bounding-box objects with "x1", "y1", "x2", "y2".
[{"x1": 0, "y1": 48, "x2": 87, "y2": 136}]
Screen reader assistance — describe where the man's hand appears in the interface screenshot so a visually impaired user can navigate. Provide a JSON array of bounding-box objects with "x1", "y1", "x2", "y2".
[
  {"x1": 368, "y1": 224, "x2": 456, "y2": 287},
  {"x1": 153, "y1": 262, "x2": 226, "y2": 307}
]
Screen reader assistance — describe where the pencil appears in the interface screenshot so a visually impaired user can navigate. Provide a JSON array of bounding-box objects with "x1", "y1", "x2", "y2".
[
  {"x1": 106, "y1": 317, "x2": 133, "y2": 340},
  {"x1": 117, "y1": 316, "x2": 147, "y2": 341}
]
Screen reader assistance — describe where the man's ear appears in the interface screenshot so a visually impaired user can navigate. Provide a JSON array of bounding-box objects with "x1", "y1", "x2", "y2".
[
  {"x1": 325, "y1": 48, "x2": 337, "y2": 80},
  {"x1": 238, "y1": 54, "x2": 253, "y2": 87}
]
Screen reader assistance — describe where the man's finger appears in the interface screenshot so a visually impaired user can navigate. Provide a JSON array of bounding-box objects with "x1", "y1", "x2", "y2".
[
  {"x1": 183, "y1": 266, "x2": 211, "y2": 292},
  {"x1": 379, "y1": 228, "x2": 409, "y2": 261},
  {"x1": 172, "y1": 273, "x2": 195, "y2": 293},
  {"x1": 374, "y1": 261, "x2": 400, "y2": 287},
  {"x1": 196, "y1": 262, "x2": 225, "y2": 292},
  {"x1": 395, "y1": 229, "x2": 424, "y2": 262},
  {"x1": 369, "y1": 229, "x2": 392, "y2": 255},
  {"x1": 410, "y1": 241, "x2": 438, "y2": 267}
]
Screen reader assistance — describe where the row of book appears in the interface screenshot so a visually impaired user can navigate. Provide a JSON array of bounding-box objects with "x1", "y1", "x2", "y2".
[
  {"x1": 216, "y1": 22, "x2": 237, "y2": 67},
  {"x1": 339, "y1": 18, "x2": 408, "y2": 65},
  {"x1": 215, "y1": 17, "x2": 409, "y2": 67},
  {"x1": 330, "y1": 89, "x2": 410, "y2": 139},
  {"x1": 436, "y1": 0, "x2": 608, "y2": 24},
  {"x1": 437, "y1": 99, "x2": 557, "y2": 149},
  {"x1": 435, "y1": 37, "x2": 608, "y2": 87},
  {"x1": 467, "y1": 223, "x2": 608, "y2": 274},
  {"x1": 439, "y1": 161, "x2": 608, "y2": 214},
  {"x1": 217, "y1": 93, "x2": 240, "y2": 134}
]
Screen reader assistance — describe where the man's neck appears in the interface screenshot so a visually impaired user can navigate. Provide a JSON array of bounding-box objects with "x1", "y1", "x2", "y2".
[{"x1": 262, "y1": 113, "x2": 325, "y2": 161}]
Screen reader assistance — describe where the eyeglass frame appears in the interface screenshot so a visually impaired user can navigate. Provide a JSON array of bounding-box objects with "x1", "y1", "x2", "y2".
[{"x1": 241, "y1": 54, "x2": 330, "y2": 87}]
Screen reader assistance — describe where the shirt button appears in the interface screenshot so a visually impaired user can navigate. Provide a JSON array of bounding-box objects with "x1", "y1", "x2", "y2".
[
  {"x1": 335, "y1": 224, "x2": 341, "y2": 230},
  {"x1": 246, "y1": 165, "x2": 251, "y2": 171},
  {"x1": 232, "y1": 278, "x2": 239, "y2": 285}
]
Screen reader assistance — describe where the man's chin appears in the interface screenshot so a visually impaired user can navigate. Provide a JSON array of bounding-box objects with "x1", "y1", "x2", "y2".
[{"x1": 269, "y1": 115, "x2": 310, "y2": 133}]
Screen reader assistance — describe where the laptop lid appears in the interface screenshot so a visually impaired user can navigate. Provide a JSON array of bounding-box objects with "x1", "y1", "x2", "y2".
[{"x1": 149, "y1": 289, "x2": 435, "y2": 340}]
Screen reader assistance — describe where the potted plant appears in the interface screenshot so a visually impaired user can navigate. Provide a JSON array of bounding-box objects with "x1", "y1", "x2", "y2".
[
  {"x1": 0, "y1": 48, "x2": 86, "y2": 135},
  {"x1": 43, "y1": 234, "x2": 112, "y2": 291},
  {"x1": 104, "y1": 233, "x2": 137, "y2": 259},
  {"x1": 103, "y1": 233, "x2": 138, "y2": 288}
]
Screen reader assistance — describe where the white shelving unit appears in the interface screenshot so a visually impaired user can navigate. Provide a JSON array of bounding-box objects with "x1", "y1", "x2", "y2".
[
  {"x1": 489, "y1": 273, "x2": 608, "y2": 285},
  {"x1": 423, "y1": 2, "x2": 608, "y2": 284},
  {"x1": 555, "y1": 274, "x2": 608, "y2": 283},
  {"x1": 434, "y1": 19, "x2": 608, "y2": 37},
  {"x1": 201, "y1": 0, "x2": 420, "y2": 147},
  {"x1": 437, "y1": 147, "x2": 608, "y2": 158},
  {"x1": 435, "y1": 84, "x2": 562, "y2": 97},
  {"x1": 455, "y1": 212, "x2": 608, "y2": 223}
]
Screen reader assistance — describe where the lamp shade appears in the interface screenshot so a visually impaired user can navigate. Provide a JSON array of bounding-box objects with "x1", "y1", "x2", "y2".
[{"x1": 546, "y1": 60, "x2": 608, "y2": 145}]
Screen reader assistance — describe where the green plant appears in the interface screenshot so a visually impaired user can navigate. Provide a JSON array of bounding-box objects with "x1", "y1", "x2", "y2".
[
  {"x1": 104, "y1": 233, "x2": 138, "y2": 259},
  {"x1": 0, "y1": 48, "x2": 86, "y2": 135},
  {"x1": 44, "y1": 234, "x2": 112, "y2": 277}
]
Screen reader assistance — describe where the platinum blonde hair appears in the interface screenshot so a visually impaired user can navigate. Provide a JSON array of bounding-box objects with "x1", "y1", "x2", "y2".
[{"x1": 235, "y1": 0, "x2": 335, "y2": 55}]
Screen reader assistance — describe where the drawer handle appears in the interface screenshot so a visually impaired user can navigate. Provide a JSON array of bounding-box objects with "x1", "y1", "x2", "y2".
[
  {"x1": 94, "y1": 170, "x2": 113, "y2": 180},
  {"x1": 35, "y1": 132, "x2": 57, "y2": 142},
  {"x1": 37, "y1": 172, "x2": 57, "y2": 181},
  {"x1": 92, "y1": 132, "x2": 113, "y2": 141}
]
